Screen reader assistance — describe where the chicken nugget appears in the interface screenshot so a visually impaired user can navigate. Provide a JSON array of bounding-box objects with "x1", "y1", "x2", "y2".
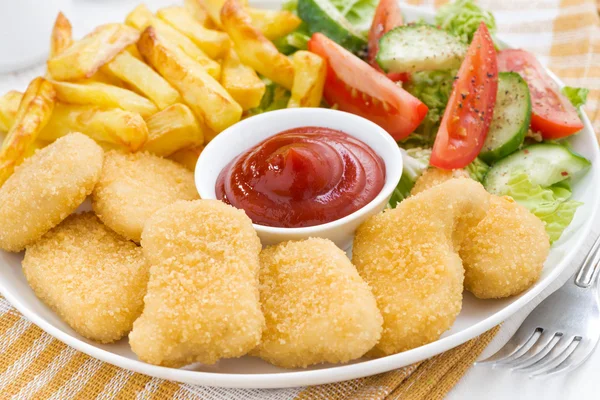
[
  {"x1": 0, "y1": 132, "x2": 103, "y2": 252},
  {"x1": 92, "y1": 151, "x2": 199, "y2": 243},
  {"x1": 255, "y1": 238, "x2": 382, "y2": 368},
  {"x1": 22, "y1": 213, "x2": 149, "y2": 343},
  {"x1": 353, "y1": 179, "x2": 490, "y2": 356},
  {"x1": 410, "y1": 167, "x2": 470, "y2": 196},
  {"x1": 130, "y1": 200, "x2": 264, "y2": 367},
  {"x1": 460, "y1": 196, "x2": 549, "y2": 299}
]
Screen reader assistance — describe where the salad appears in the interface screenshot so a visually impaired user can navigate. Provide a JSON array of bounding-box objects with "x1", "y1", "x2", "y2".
[{"x1": 259, "y1": 0, "x2": 592, "y2": 243}]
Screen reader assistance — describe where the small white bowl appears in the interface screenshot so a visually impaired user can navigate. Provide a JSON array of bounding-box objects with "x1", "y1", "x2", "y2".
[{"x1": 195, "y1": 108, "x2": 403, "y2": 249}]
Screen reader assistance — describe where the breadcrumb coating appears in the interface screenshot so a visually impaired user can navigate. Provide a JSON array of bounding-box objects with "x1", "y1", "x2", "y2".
[
  {"x1": 22, "y1": 213, "x2": 149, "y2": 343},
  {"x1": 460, "y1": 196, "x2": 549, "y2": 299},
  {"x1": 92, "y1": 151, "x2": 199, "y2": 243},
  {"x1": 353, "y1": 179, "x2": 490, "y2": 356},
  {"x1": 411, "y1": 168, "x2": 470, "y2": 196},
  {"x1": 131, "y1": 200, "x2": 264, "y2": 367},
  {"x1": 255, "y1": 238, "x2": 383, "y2": 368},
  {"x1": 0, "y1": 133, "x2": 103, "y2": 252}
]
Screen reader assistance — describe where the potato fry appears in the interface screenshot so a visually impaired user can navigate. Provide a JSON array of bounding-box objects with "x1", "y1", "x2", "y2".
[
  {"x1": 49, "y1": 12, "x2": 73, "y2": 58},
  {"x1": 52, "y1": 80, "x2": 158, "y2": 118},
  {"x1": 138, "y1": 27, "x2": 242, "y2": 134},
  {"x1": 0, "y1": 78, "x2": 56, "y2": 186},
  {"x1": 288, "y1": 51, "x2": 326, "y2": 108},
  {"x1": 126, "y1": 44, "x2": 144, "y2": 60},
  {"x1": 247, "y1": 8, "x2": 302, "y2": 41},
  {"x1": 0, "y1": 91, "x2": 22, "y2": 132},
  {"x1": 47, "y1": 23, "x2": 139, "y2": 81},
  {"x1": 157, "y1": 6, "x2": 230, "y2": 60},
  {"x1": 200, "y1": 0, "x2": 248, "y2": 27},
  {"x1": 184, "y1": 0, "x2": 212, "y2": 27},
  {"x1": 142, "y1": 104, "x2": 204, "y2": 156},
  {"x1": 39, "y1": 103, "x2": 148, "y2": 152},
  {"x1": 103, "y1": 51, "x2": 182, "y2": 110},
  {"x1": 168, "y1": 145, "x2": 204, "y2": 171},
  {"x1": 126, "y1": 4, "x2": 220, "y2": 80},
  {"x1": 221, "y1": 49, "x2": 265, "y2": 110},
  {"x1": 221, "y1": 0, "x2": 294, "y2": 90}
]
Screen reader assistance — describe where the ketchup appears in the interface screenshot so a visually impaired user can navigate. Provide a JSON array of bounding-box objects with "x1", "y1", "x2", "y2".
[{"x1": 216, "y1": 127, "x2": 386, "y2": 228}]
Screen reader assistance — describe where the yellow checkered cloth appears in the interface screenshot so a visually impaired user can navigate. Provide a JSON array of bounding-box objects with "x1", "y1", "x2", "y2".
[{"x1": 1, "y1": 0, "x2": 598, "y2": 399}]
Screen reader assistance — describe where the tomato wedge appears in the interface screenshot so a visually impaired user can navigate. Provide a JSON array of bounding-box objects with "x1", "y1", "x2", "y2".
[
  {"x1": 430, "y1": 22, "x2": 498, "y2": 170},
  {"x1": 498, "y1": 49, "x2": 583, "y2": 139},
  {"x1": 308, "y1": 33, "x2": 427, "y2": 141},
  {"x1": 367, "y1": 0, "x2": 408, "y2": 82}
]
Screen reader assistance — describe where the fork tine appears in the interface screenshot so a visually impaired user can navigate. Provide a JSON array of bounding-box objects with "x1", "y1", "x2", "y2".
[
  {"x1": 477, "y1": 327, "x2": 539, "y2": 365},
  {"x1": 518, "y1": 335, "x2": 576, "y2": 375},
  {"x1": 509, "y1": 331, "x2": 560, "y2": 370},
  {"x1": 533, "y1": 338, "x2": 597, "y2": 378},
  {"x1": 529, "y1": 338, "x2": 580, "y2": 377}
]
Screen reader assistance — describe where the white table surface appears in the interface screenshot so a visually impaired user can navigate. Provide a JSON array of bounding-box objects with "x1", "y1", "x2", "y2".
[{"x1": 1, "y1": 1, "x2": 599, "y2": 399}]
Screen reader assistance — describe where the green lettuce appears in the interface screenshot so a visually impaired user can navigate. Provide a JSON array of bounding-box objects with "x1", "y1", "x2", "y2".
[
  {"x1": 562, "y1": 86, "x2": 589, "y2": 108},
  {"x1": 435, "y1": 0, "x2": 496, "y2": 43},
  {"x1": 465, "y1": 157, "x2": 489, "y2": 182},
  {"x1": 502, "y1": 172, "x2": 582, "y2": 243},
  {"x1": 388, "y1": 147, "x2": 431, "y2": 208},
  {"x1": 330, "y1": 0, "x2": 378, "y2": 36},
  {"x1": 247, "y1": 79, "x2": 290, "y2": 115}
]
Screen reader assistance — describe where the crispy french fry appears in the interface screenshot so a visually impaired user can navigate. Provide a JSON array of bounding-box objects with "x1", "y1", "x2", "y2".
[
  {"x1": 221, "y1": 0, "x2": 294, "y2": 90},
  {"x1": 168, "y1": 145, "x2": 204, "y2": 171},
  {"x1": 138, "y1": 27, "x2": 242, "y2": 134},
  {"x1": 52, "y1": 80, "x2": 158, "y2": 118},
  {"x1": 86, "y1": 70, "x2": 125, "y2": 86},
  {"x1": 247, "y1": 8, "x2": 302, "y2": 41},
  {"x1": 23, "y1": 140, "x2": 49, "y2": 158},
  {"x1": 103, "y1": 51, "x2": 182, "y2": 110},
  {"x1": 49, "y1": 12, "x2": 73, "y2": 58},
  {"x1": 221, "y1": 49, "x2": 265, "y2": 111},
  {"x1": 126, "y1": 4, "x2": 221, "y2": 80},
  {"x1": 184, "y1": 0, "x2": 212, "y2": 27},
  {"x1": 0, "y1": 78, "x2": 56, "y2": 186},
  {"x1": 142, "y1": 103, "x2": 204, "y2": 156},
  {"x1": 288, "y1": 51, "x2": 326, "y2": 108},
  {"x1": 39, "y1": 103, "x2": 148, "y2": 151},
  {"x1": 200, "y1": 0, "x2": 249, "y2": 27},
  {"x1": 47, "y1": 23, "x2": 140, "y2": 81},
  {"x1": 0, "y1": 91, "x2": 23, "y2": 132},
  {"x1": 127, "y1": 44, "x2": 144, "y2": 60},
  {"x1": 157, "y1": 6, "x2": 230, "y2": 60}
]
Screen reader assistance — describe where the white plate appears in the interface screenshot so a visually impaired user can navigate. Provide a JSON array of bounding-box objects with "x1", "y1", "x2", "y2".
[{"x1": 1, "y1": 3, "x2": 599, "y2": 389}]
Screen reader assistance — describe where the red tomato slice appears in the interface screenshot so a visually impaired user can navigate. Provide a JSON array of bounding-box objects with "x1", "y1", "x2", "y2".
[
  {"x1": 308, "y1": 33, "x2": 428, "y2": 141},
  {"x1": 430, "y1": 22, "x2": 498, "y2": 170},
  {"x1": 367, "y1": 0, "x2": 408, "y2": 82},
  {"x1": 498, "y1": 49, "x2": 583, "y2": 139}
]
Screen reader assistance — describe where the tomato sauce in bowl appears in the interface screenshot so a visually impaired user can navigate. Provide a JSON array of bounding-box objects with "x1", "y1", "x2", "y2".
[{"x1": 216, "y1": 127, "x2": 386, "y2": 228}]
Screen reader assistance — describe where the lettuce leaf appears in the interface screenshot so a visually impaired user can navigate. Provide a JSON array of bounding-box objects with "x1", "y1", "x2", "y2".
[
  {"x1": 435, "y1": 0, "x2": 496, "y2": 43},
  {"x1": 247, "y1": 79, "x2": 290, "y2": 115},
  {"x1": 465, "y1": 157, "x2": 489, "y2": 182},
  {"x1": 388, "y1": 147, "x2": 431, "y2": 208},
  {"x1": 562, "y1": 86, "x2": 589, "y2": 108},
  {"x1": 330, "y1": 0, "x2": 378, "y2": 36}
]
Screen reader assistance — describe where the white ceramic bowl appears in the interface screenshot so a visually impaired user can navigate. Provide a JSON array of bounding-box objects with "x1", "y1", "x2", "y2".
[{"x1": 195, "y1": 108, "x2": 403, "y2": 249}]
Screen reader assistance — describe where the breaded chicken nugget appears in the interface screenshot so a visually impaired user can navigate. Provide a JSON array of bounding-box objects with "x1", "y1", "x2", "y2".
[
  {"x1": 411, "y1": 167, "x2": 470, "y2": 196},
  {"x1": 92, "y1": 151, "x2": 198, "y2": 243},
  {"x1": 23, "y1": 213, "x2": 149, "y2": 343},
  {"x1": 353, "y1": 179, "x2": 490, "y2": 356},
  {"x1": 130, "y1": 200, "x2": 263, "y2": 367},
  {"x1": 255, "y1": 238, "x2": 382, "y2": 368},
  {"x1": 0, "y1": 133, "x2": 103, "y2": 252},
  {"x1": 460, "y1": 196, "x2": 549, "y2": 299}
]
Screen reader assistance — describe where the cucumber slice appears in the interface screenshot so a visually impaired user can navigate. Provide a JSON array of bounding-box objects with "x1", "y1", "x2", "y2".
[
  {"x1": 297, "y1": 0, "x2": 367, "y2": 53},
  {"x1": 483, "y1": 143, "x2": 591, "y2": 195},
  {"x1": 479, "y1": 72, "x2": 531, "y2": 163},
  {"x1": 376, "y1": 25, "x2": 467, "y2": 73}
]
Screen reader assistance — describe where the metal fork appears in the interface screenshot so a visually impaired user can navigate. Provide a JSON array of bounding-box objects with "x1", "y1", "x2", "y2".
[{"x1": 477, "y1": 234, "x2": 600, "y2": 377}]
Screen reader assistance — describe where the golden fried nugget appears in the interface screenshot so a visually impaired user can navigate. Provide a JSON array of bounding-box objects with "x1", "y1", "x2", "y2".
[
  {"x1": 460, "y1": 196, "x2": 549, "y2": 299},
  {"x1": 92, "y1": 151, "x2": 198, "y2": 243},
  {"x1": 255, "y1": 238, "x2": 382, "y2": 368},
  {"x1": 130, "y1": 200, "x2": 264, "y2": 367},
  {"x1": 0, "y1": 133, "x2": 103, "y2": 252},
  {"x1": 23, "y1": 213, "x2": 149, "y2": 343},
  {"x1": 353, "y1": 179, "x2": 490, "y2": 356},
  {"x1": 410, "y1": 167, "x2": 470, "y2": 196}
]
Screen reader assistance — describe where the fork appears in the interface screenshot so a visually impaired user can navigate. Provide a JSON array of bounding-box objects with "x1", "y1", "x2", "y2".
[{"x1": 477, "y1": 234, "x2": 600, "y2": 377}]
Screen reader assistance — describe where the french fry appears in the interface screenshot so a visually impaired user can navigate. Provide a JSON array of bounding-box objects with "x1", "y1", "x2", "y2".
[
  {"x1": 221, "y1": 49, "x2": 265, "y2": 110},
  {"x1": 168, "y1": 145, "x2": 204, "y2": 171},
  {"x1": 0, "y1": 78, "x2": 56, "y2": 186},
  {"x1": 247, "y1": 8, "x2": 302, "y2": 41},
  {"x1": 52, "y1": 80, "x2": 158, "y2": 118},
  {"x1": 103, "y1": 51, "x2": 182, "y2": 110},
  {"x1": 126, "y1": 4, "x2": 221, "y2": 80},
  {"x1": 49, "y1": 12, "x2": 73, "y2": 58},
  {"x1": 142, "y1": 103, "x2": 204, "y2": 156},
  {"x1": 47, "y1": 23, "x2": 140, "y2": 81},
  {"x1": 138, "y1": 27, "x2": 242, "y2": 134},
  {"x1": 39, "y1": 103, "x2": 148, "y2": 152},
  {"x1": 288, "y1": 51, "x2": 326, "y2": 108},
  {"x1": 126, "y1": 44, "x2": 144, "y2": 61},
  {"x1": 184, "y1": 0, "x2": 212, "y2": 27},
  {"x1": 0, "y1": 91, "x2": 23, "y2": 132},
  {"x1": 221, "y1": 0, "x2": 294, "y2": 90},
  {"x1": 157, "y1": 6, "x2": 230, "y2": 60}
]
